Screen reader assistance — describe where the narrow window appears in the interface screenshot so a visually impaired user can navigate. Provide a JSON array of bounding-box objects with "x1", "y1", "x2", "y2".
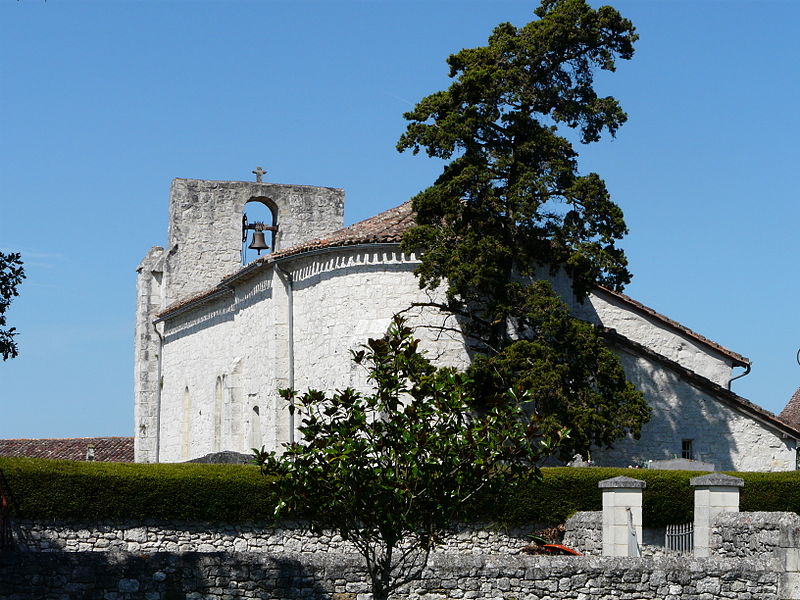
[
  {"x1": 681, "y1": 439, "x2": 693, "y2": 460},
  {"x1": 249, "y1": 404, "x2": 262, "y2": 450},
  {"x1": 213, "y1": 377, "x2": 223, "y2": 453},
  {"x1": 182, "y1": 387, "x2": 191, "y2": 460}
]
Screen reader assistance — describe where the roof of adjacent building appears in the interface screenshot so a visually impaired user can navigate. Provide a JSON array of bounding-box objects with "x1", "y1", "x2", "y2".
[
  {"x1": 157, "y1": 200, "x2": 749, "y2": 368},
  {"x1": 780, "y1": 387, "x2": 800, "y2": 429},
  {"x1": 0, "y1": 437, "x2": 134, "y2": 462}
]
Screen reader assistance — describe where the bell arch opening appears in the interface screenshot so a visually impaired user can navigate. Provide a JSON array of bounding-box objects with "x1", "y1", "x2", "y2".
[{"x1": 242, "y1": 197, "x2": 278, "y2": 264}]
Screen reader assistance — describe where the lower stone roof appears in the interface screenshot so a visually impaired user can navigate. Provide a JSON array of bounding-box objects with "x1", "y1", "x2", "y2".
[{"x1": 0, "y1": 437, "x2": 134, "y2": 462}]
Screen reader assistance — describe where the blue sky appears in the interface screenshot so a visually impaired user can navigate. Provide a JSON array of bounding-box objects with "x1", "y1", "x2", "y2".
[{"x1": 1, "y1": 0, "x2": 798, "y2": 438}]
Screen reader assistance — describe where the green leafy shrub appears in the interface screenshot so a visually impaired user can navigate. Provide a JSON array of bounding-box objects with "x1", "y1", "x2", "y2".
[
  {"x1": 0, "y1": 457, "x2": 277, "y2": 521},
  {"x1": 3, "y1": 458, "x2": 800, "y2": 527}
]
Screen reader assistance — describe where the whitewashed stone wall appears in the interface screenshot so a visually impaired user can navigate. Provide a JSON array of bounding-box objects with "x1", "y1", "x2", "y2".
[
  {"x1": 289, "y1": 247, "x2": 471, "y2": 395},
  {"x1": 157, "y1": 249, "x2": 469, "y2": 462},
  {"x1": 590, "y1": 348, "x2": 797, "y2": 471},
  {"x1": 136, "y1": 179, "x2": 345, "y2": 463},
  {"x1": 153, "y1": 247, "x2": 789, "y2": 469},
  {"x1": 138, "y1": 179, "x2": 795, "y2": 469},
  {"x1": 154, "y1": 243, "x2": 793, "y2": 470},
  {"x1": 162, "y1": 179, "x2": 344, "y2": 307},
  {"x1": 573, "y1": 287, "x2": 735, "y2": 387},
  {"x1": 134, "y1": 246, "x2": 165, "y2": 463}
]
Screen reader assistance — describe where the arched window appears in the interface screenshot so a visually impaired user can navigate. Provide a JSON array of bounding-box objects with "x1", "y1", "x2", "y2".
[{"x1": 242, "y1": 198, "x2": 278, "y2": 264}]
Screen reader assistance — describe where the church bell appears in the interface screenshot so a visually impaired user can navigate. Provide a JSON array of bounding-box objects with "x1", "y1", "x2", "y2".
[{"x1": 248, "y1": 231, "x2": 270, "y2": 254}]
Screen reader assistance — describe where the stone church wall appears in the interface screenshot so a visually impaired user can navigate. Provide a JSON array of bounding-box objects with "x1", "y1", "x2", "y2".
[
  {"x1": 159, "y1": 272, "x2": 290, "y2": 462},
  {"x1": 578, "y1": 288, "x2": 736, "y2": 387},
  {"x1": 590, "y1": 349, "x2": 797, "y2": 471},
  {"x1": 289, "y1": 247, "x2": 471, "y2": 396},
  {"x1": 153, "y1": 245, "x2": 792, "y2": 470},
  {"x1": 162, "y1": 179, "x2": 344, "y2": 307},
  {"x1": 135, "y1": 179, "x2": 345, "y2": 463}
]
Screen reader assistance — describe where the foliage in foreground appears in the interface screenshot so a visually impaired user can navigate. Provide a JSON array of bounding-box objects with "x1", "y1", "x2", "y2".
[
  {"x1": 397, "y1": 0, "x2": 650, "y2": 461},
  {"x1": 0, "y1": 251, "x2": 25, "y2": 361},
  {"x1": 254, "y1": 316, "x2": 565, "y2": 600}
]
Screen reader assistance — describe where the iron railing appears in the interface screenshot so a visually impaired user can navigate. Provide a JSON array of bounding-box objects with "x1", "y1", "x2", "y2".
[{"x1": 665, "y1": 522, "x2": 694, "y2": 554}]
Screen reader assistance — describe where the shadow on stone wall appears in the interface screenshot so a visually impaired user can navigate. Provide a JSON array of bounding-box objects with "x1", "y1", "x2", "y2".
[
  {"x1": 592, "y1": 350, "x2": 740, "y2": 471},
  {"x1": 0, "y1": 550, "x2": 338, "y2": 600}
]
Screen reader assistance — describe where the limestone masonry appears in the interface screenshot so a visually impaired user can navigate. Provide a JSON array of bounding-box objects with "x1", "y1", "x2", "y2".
[
  {"x1": 5, "y1": 512, "x2": 795, "y2": 599},
  {"x1": 135, "y1": 176, "x2": 800, "y2": 469}
]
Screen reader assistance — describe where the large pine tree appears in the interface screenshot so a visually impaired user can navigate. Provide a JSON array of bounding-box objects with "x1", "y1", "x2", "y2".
[{"x1": 398, "y1": 0, "x2": 650, "y2": 459}]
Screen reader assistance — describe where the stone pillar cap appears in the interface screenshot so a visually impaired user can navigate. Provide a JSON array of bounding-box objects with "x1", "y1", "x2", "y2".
[
  {"x1": 598, "y1": 476, "x2": 646, "y2": 489},
  {"x1": 689, "y1": 473, "x2": 744, "y2": 488}
]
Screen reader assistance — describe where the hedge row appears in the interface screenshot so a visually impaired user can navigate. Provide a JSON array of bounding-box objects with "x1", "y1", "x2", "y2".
[
  {"x1": 2, "y1": 457, "x2": 799, "y2": 528},
  {"x1": 0, "y1": 458, "x2": 278, "y2": 522}
]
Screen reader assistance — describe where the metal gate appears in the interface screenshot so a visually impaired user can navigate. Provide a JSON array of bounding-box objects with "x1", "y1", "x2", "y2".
[{"x1": 665, "y1": 522, "x2": 693, "y2": 554}]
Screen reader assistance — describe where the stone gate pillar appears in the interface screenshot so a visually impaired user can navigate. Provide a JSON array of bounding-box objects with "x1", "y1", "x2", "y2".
[
  {"x1": 690, "y1": 472, "x2": 743, "y2": 557},
  {"x1": 599, "y1": 476, "x2": 646, "y2": 557}
]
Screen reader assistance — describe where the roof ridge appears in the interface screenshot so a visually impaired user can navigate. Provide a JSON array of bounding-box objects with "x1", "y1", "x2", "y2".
[
  {"x1": 156, "y1": 202, "x2": 748, "y2": 369},
  {"x1": 595, "y1": 286, "x2": 749, "y2": 367}
]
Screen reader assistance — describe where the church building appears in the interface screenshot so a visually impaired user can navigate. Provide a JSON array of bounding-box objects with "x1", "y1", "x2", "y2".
[{"x1": 134, "y1": 174, "x2": 800, "y2": 471}]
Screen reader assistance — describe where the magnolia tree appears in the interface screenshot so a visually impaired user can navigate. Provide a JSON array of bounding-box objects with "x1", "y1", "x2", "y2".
[
  {"x1": 397, "y1": 0, "x2": 650, "y2": 459},
  {"x1": 254, "y1": 316, "x2": 565, "y2": 600}
]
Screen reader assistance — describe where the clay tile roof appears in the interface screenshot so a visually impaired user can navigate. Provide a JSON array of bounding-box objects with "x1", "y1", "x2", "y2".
[
  {"x1": 270, "y1": 200, "x2": 414, "y2": 260},
  {"x1": 0, "y1": 437, "x2": 134, "y2": 462},
  {"x1": 155, "y1": 200, "x2": 747, "y2": 369},
  {"x1": 780, "y1": 387, "x2": 800, "y2": 428},
  {"x1": 158, "y1": 201, "x2": 415, "y2": 318}
]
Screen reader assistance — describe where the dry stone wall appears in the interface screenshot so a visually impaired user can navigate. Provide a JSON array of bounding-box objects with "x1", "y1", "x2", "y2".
[
  {"x1": 13, "y1": 519, "x2": 538, "y2": 556},
  {"x1": 0, "y1": 551, "x2": 781, "y2": 600},
  {"x1": 7, "y1": 512, "x2": 800, "y2": 599}
]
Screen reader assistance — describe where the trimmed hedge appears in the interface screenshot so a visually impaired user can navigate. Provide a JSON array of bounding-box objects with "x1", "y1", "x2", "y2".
[
  {"x1": 2, "y1": 458, "x2": 799, "y2": 528},
  {"x1": 498, "y1": 467, "x2": 697, "y2": 527},
  {"x1": 0, "y1": 458, "x2": 278, "y2": 522}
]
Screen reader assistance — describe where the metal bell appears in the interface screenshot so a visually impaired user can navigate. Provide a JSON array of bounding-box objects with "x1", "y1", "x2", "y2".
[{"x1": 248, "y1": 231, "x2": 269, "y2": 254}]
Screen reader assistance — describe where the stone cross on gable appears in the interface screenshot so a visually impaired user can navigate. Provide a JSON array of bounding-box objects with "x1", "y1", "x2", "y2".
[{"x1": 252, "y1": 166, "x2": 267, "y2": 183}]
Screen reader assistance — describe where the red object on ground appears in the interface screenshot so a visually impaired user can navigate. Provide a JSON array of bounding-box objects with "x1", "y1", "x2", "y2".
[{"x1": 542, "y1": 543, "x2": 582, "y2": 556}]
